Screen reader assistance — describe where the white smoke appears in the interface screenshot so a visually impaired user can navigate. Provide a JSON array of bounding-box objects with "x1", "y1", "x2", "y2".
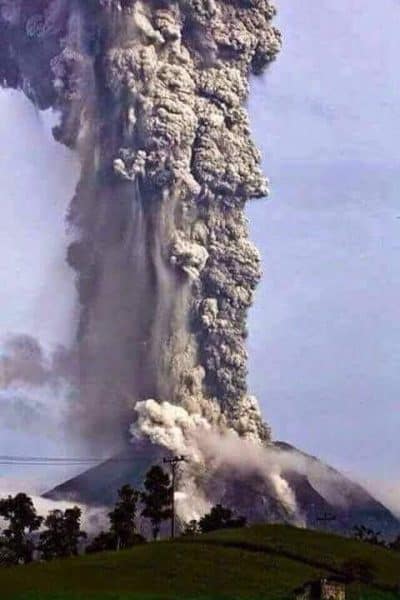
[
  {"x1": 359, "y1": 479, "x2": 400, "y2": 520},
  {"x1": 0, "y1": 477, "x2": 108, "y2": 535},
  {"x1": 131, "y1": 399, "x2": 301, "y2": 523}
]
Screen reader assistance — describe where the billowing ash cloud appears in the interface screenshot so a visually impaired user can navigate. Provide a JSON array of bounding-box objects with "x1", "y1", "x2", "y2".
[
  {"x1": 0, "y1": 0, "x2": 282, "y2": 511},
  {"x1": 0, "y1": 334, "x2": 76, "y2": 435},
  {"x1": 0, "y1": 335, "x2": 50, "y2": 388},
  {"x1": 0, "y1": 393, "x2": 45, "y2": 431},
  {"x1": 0, "y1": 0, "x2": 281, "y2": 450}
]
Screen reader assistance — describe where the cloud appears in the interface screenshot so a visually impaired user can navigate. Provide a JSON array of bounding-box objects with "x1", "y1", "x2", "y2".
[
  {"x1": 0, "y1": 392, "x2": 45, "y2": 431},
  {"x1": 0, "y1": 476, "x2": 108, "y2": 535}
]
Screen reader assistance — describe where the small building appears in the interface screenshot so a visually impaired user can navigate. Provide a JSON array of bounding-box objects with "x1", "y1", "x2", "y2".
[{"x1": 294, "y1": 577, "x2": 346, "y2": 600}]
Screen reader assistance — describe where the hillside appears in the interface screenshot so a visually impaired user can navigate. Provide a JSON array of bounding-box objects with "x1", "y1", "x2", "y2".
[
  {"x1": 0, "y1": 524, "x2": 399, "y2": 600},
  {"x1": 45, "y1": 440, "x2": 400, "y2": 540}
]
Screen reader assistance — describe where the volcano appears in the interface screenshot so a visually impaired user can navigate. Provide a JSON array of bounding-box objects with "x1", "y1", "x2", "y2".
[{"x1": 44, "y1": 440, "x2": 400, "y2": 540}]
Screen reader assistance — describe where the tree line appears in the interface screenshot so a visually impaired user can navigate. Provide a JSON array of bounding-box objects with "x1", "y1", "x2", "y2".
[
  {"x1": 352, "y1": 524, "x2": 400, "y2": 551},
  {"x1": 0, "y1": 464, "x2": 246, "y2": 566}
]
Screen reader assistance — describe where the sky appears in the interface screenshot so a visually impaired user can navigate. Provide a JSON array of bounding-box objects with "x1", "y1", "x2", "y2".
[
  {"x1": 247, "y1": 0, "x2": 400, "y2": 495},
  {"x1": 0, "y1": 0, "x2": 399, "y2": 508},
  {"x1": 0, "y1": 90, "x2": 81, "y2": 488}
]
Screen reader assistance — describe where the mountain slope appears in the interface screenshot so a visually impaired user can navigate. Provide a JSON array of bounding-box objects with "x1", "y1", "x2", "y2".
[{"x1": 44, "y1": 440, "x2": 400, "y2": 539}]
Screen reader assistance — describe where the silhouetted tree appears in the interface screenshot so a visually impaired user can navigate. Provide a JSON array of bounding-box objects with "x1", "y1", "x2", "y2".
[
  {"x1": 86, "y1": 484, "x2": 144, "y2": 554},
  {"x1": 199, "y1": 504, "x2": 246, "y2": 534},
  {"x1": 0, "y1": 540, "x2": 17, "y2": 566},
  {"x1": 86, "y1": 529, "x2": 145, "y2": 554},
  {"x1": 86, "y1": 531, "x2": 118, "y2": 554},
  {"x1": 141, "y1": 466, "x2": 172, "y2": 540},
  {"x1": 352, "y1": 525, "x2": 386, "y2": 547},
  {"x1": 38, "y1": 506, "x2": 86, "y2": 560},
  {"x1": 389, "y1": 535, "x2": 400, "y2": 552},
  {"x1": 182, "y1": 519, "x2": 201, "y2": 536},
  {"x1": 109, "y1": 484, "x2": 141, "y2": 550},
  {"x1": 0, "y1": 493, "x2": 42, "y2": 564}
]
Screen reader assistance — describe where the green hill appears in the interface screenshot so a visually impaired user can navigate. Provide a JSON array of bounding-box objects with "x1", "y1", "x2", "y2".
[{"x1": 0, "y1": 524, "x2": 399, "y2": 600}]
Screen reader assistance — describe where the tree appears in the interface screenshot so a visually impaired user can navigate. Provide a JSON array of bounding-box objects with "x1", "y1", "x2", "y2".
[
  {"x1": 38, "y1": 506, "x2": 86, "y2": 560},
  {"x1": 141, "y1": 466, "x2": 172, "y2": 540},
  {"x1": 86, "y1": 531, "x2": 118, "y2": 554},
  {"x1": 352, "y1": 525, "x2": 386, "y2": 547},
  {"x1": 86, "y1": 529, "x2": 145, "y2": 555},
  {"x1": 86, "y1": 485, "x2": 144, "y2": 554},
  {"x1": 199, "y1": 504, "x2": 246, "y2": 534},
  {"x1": 182, "y1": 519, "x2": 201, "y2": 536},
  {"x1": 0, "y1": 493, "x2": 43, "y2": 564},
  {"x1": 389, "y1": 535, "x2": 400, "y2": 552},
  {"x1": 0, "y1": 535, "x2": 17, "y2": 566},
  {"x1": 109, "y1": 484, "x2": 141, "y2": 550}
]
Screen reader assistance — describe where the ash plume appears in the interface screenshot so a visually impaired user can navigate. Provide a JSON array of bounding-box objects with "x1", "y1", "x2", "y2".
[{"x1": 0, "y1": 1, "x2": 282, "y2": 513}]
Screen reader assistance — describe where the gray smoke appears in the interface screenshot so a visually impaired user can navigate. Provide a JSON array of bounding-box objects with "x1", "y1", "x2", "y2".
[{"x1": 0, "y1": 1, "x2": 281, "y2": 452}]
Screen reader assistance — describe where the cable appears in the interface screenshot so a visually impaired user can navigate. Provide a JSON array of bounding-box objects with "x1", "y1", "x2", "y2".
[{"x1": 0, "y1": 455, "x2": 136, "y2": 466}]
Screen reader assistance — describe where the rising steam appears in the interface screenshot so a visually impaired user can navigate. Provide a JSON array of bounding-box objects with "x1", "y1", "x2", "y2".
[{"x1": 0, "y1": 1, "x2": 284, "y2": 519}]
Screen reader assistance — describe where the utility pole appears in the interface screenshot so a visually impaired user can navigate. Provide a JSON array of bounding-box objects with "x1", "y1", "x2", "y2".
[{"x1": 163, "y1": 455, "x2": 186, "y2": 539}]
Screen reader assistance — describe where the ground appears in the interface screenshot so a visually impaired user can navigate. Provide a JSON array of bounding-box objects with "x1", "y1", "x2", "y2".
[{"x1": 0, "y1": 524, "x2": 399, "y2": 599}]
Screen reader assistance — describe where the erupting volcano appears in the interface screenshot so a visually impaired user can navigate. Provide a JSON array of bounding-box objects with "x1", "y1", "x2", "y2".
[{"x1": 1, "y1": 0, "x2": 399, "y2": 535}]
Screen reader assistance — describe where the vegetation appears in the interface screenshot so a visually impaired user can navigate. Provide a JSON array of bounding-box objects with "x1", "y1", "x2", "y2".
[
  {"x1": 141, "y1": 466, "x2": 172, "y2": 540},
  {"x1": 183, "y1": 504, "x2": 247, "y2": 535},
  {"x1": 38, "y1": 507, "x2": 87, "y2": 560},
  {"x1": 0, "y1": 493, "x2": 43, "y2": 564},
  {"x1": 1, "y1": 466, "x2": 399, "y2": 599},
  {"x1": 0, "y1": 467, "x2": 244, "y2": 563},
  {"x1": 198, "y1": 503, "x2": 246, "y2": 533},
  {"x1": 389, "y1": 534, "x2": 400, "y2": 552},
  {"x1": 87, "y1": 485, "x2": 144, "y2": 553},
  {"x1": 0, "y1": 524, "x2": 399, "y2": 600},
  {"x1": 352, "y1": 525, "x2": 386, "y2": 547}
]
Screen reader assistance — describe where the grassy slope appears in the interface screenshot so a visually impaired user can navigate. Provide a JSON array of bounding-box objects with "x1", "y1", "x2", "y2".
[{"x1": 0, "y1": 524, "x2": 398, "y2": 600}]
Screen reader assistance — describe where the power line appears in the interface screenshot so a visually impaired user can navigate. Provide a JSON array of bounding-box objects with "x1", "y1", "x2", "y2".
[{"x1": 0, "y1": 455, "x2": 136, "y2": 466}]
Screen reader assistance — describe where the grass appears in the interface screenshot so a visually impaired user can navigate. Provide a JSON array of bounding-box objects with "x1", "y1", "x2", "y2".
[{"x1": 0, "y1": 524, "x2": 399, "y2": 600}]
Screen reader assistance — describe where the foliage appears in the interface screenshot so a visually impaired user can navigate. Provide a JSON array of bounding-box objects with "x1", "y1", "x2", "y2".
[
  {"x1": 85, "y1": 531, "x2": 118, "y2": 554},
  {"x1": 0, "y1": 493, "x2": 43, "y2": 564},
  {"x1": 86, "y1": 530, "x2": 144, "y2": 555},
  {"x1": 109, "y1": 485, "x2": 141, "y2": 550},
  {"x1": 389, "y1": 535, "x2": 400, "y2": 552},
  {"x1": 0, "y1": 524, "x2": 399, "y2": 600},
  {"x1": 141, "y1": 466, "x2": 172, "y2": 540},
  {"x1": 87, "y1": 485, "x2": 144, "y2": 554},
  {"x1": 181, "y1": 520, "x2": 201, "y2": 536},
  {"x1": 353, "y1": 525, "x2": 386, "y2": 547},
  {"x1": 38, "y1": 507, "x2": 87, "y2": 560},
  {"x1": 198, "y1": 504, "x2": 246, "y2": 534},
  {"x1": 0, "y1": 540, "x2": 17, "y2": 567}
]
